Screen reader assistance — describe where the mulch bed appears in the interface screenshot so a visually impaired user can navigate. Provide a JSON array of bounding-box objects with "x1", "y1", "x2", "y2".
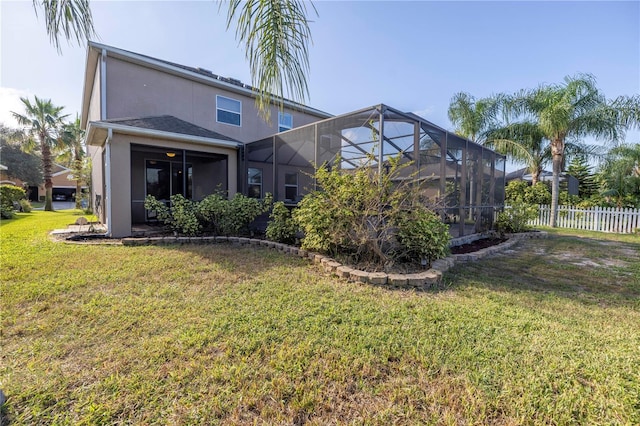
[{"x1": 450, "y1": 238, "x2": 507, "y2": 254}]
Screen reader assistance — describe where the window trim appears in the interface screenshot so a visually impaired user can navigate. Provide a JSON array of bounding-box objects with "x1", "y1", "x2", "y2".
[
  {"x1": 216, "y1": 95, "x2": 242, "y2": 127},
  {"x1": 278, "y1": 111, "x2": 293, "y2": 132}
]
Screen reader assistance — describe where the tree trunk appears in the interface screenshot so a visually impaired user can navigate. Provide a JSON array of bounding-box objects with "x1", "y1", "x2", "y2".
[
  {"x1": 531, "y1": 168, "x2": 540, "y2": 186},
  {"x1": 550, "y1": 138, "x2": 564, "y2": 228},
  {"x1": 42, "y1": 137, "x2": 53, "y2": 211}
]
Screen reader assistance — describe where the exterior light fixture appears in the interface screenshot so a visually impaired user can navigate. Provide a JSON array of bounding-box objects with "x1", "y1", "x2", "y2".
[{"x1": 166, "y1": 152, "x2": 176, "y2": 158}]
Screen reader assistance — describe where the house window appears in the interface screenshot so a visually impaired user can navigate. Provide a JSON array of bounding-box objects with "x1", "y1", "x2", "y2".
[
  {"x1": 278, "y1": 112, "x2": 293, "y2": 132},
  {"x1": 284, "y1": 172, "x2": 298, "y2": 201},
  {"x1": 216, "y1": 95, "x2": 241, "y2": 126},
  {"x1": 248, "y1": 167, "x2": 262, "y2": 199}
]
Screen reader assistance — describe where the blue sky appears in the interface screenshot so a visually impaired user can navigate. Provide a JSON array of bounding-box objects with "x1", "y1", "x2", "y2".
[{"x1": 1, "y1": 0, "x2": 638, "y2": 160}]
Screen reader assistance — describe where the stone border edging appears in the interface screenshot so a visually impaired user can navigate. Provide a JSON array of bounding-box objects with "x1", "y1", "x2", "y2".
[{"x1": 121, "y1": 231, "x2": 547, "y2": 291}]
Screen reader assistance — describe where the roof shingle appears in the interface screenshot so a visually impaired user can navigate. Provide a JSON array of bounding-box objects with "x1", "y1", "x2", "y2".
[{"x1": 101, "y1": 115, "x2": 239, "y2": 142}]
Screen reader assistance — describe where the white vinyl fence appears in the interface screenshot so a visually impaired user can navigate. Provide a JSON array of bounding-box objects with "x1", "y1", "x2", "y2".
[{"x1": 530, "y1": 205, "x2": 640, "y2": 234}]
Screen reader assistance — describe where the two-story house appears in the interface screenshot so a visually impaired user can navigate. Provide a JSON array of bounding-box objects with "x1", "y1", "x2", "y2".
[{"x1": 81, "y1": 42, "x2": 331, "y2": 237}]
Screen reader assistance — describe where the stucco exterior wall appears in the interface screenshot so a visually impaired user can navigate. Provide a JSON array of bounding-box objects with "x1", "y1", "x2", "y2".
[
  {"x1": 104, "y1": 56, "x2": 323, "y2": 143},
  {"x1": 87, "y1": 60, "x2": 102, "y2": 122}
]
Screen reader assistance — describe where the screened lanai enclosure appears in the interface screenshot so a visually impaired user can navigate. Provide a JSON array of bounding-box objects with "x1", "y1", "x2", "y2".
[{"x1": 244, "y1": 104, "x2": 506, "y2": 237}]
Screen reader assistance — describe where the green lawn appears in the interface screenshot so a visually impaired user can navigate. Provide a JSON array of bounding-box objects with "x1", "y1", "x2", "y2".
[{"x1": 1, "y1": 211, "x2": 639, "y2": 425}]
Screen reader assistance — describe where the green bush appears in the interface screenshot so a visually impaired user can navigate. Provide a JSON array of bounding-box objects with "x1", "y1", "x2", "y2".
[
  {"x1": 293, "y1": 155, "x2": 450, "y2": 268},
  {"x1": 169, "y1": 194, "x2": 201, "y2": 236},
  {"x1": 395, "y1": 206, "x2": 450, "y2": 266},
  {"x1": 0, "y1": 185, "x2": 27, "y2": 219},
  {"x1": 505, "y1": 180, "x2": 551, "y2": 205},
  {"x1": 145, "y1": 192, "x2": 271, "y2": 237},
  {"x1": 266, "y1": 201, "x2": 298, "y2": 244},
  {"x1": 198, "y1": 192, "x2": 271, "y2": 236},
  {"x1": 495, "y1": 201, "x2": 537, "y2": 234},
  {"x1": 19, "y1": 199, "x2": 32, "y2": 213}
]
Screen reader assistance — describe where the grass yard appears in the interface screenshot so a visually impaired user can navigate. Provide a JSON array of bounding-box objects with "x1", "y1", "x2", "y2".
[{"x1": 1, "y1": 211, "x2": 639, "y2": 425}]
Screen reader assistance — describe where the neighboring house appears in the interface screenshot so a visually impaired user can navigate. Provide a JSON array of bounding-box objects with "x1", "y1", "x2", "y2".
[
  {"x1": 0, "y1": 162, "x2": 83, "y2": 201},
  {"x1": 506, "y1": 167, "x2": 578, "y2": 195},
  {"x1": 81, "y1": 42, "x2": 505, "y2": 238}
]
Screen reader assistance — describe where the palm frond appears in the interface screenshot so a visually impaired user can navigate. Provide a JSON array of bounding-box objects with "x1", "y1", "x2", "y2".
[
  {"x1": 33, "y1": 0, "x2": 97, "y2": 52},
  {"x1": 225, "y1": 0, "x2": 317, "y2": 121}
]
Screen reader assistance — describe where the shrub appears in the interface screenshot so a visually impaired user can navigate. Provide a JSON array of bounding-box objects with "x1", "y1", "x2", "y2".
[
  {"x1": 495, "y1": 201, "x2": 537, "y2": 234},
  {"x1": 293, "y1": 155, "x2": 450, "y2": 268},
  {"x1": 266, "y1": 201, "x2": 298, "y2": 244},
  {"x1": 19, "y1": 199, "x2": 32, "y2": 213},
  {"x1": 0, "y1": 185, "x2": 27, "y2": 219},
  {"x1": 526, "y1": 182, "x2": 551, "y2": 205},
  {"x1": 168, "y1": 194, "x2": 201, "y2": 236},
  {"x1": 199, "y1": 192, "x2": 271, "y2": 236},
  {"x1": 395, "y1": 206, "x2": 450, "y2": 266},
  {"x1": 144, "y1": 192, "x2": 271, "y2": 237}
]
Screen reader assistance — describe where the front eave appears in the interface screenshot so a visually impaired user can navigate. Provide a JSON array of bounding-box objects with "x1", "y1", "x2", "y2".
[{"x1": 85, "y1": 121, "x2": 243, "y2": 150}]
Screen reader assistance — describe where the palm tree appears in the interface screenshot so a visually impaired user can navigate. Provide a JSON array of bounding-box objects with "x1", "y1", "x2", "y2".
[
  {"x1": 57, "y1": 116, "x2": 86, "y2": 209},
  {"x1": 12, "y1": 96, "x2": 68, "y2": 211},
  {"x1": 505, "y1": 74, "x2": 635, "y2": 227},
  {"x1": 447, "y1": 92, "x2": 501, "y2": 143},
  {"x1": 598, "y1": 143, "x2": 640, "y2": 208},
  {"x1": 486, "y1": 122, "x2": 603, "y2": 187},
  {"x1": 34, "y1": 0, "x2": 316, "y2": 120}
]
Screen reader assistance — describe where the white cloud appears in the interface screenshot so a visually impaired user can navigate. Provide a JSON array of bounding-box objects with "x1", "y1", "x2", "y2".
[{"x1": 0, "y1": 87, "x2": 33, "y2": 127}]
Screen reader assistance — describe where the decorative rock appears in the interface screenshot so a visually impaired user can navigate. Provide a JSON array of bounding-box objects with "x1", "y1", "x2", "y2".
[
  {"x1": 297, "y1": 249, "x2": 308, "y2": 258},
  {"x1": 74, "y1": 216, "x2": 89, "y2": 225},
  {"x1": 419, "y1": 270, "x2": 442, "y2": 285},
  {"x1": 215, "y1": 236, "x2": 228, "y2": 243},
  {"x1": 349, "y1": 269, "x2": 369, "y2": 283},
  {"x1": 260, "y1": 239, "x2": 270, "y2": 247},
  {"x1": 323, "y1": 261, "x2": 341, "y2": 274},
  {"x1": 313, "y1": 254, "x2": 326, "y2": 264},
  {"x1": 228, "y1": 237, "x2": 240, "y2": 244},
  {"x1": 387, "y1": 274, "x2": 408, "y2": 286},
  {"x1": 336, "y1": 265, "x2": 354, "y2": 279},
  {"x1": 249, "y1": 238, "x2": 261, "y2": 246},
  {"x1": 238, "y1": 237, "x2": 250, "y2": 245},
  {"x1": 368, "y1": 272, "x2": 388, "y2": 285},
  {"x1": 405, "y1": 273, "x2": 425, "y2": 288},
  {"x1": 177, "y1": 237, "x2": 190, "y2": 244}
]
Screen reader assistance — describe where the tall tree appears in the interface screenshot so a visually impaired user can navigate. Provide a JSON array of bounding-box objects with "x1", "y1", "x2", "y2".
[
  {"x1": 57, "y1": 116, "x2": 86, "y2": 209},
  {"x1": 505, "y1": 74, "x2": 636, "y2": 227},
  {"x1": 567, "y1": 155, "x2": 598, "y2": 199},
  {"x1": 0, "y1": 126, "x2": 43, "y2": 186},
  {"x1": 447, "y1": 92, "x2": 500, "y2": 143},
  {"x1": 11, "y1": 96, "x2": 68, "y2": 211}
]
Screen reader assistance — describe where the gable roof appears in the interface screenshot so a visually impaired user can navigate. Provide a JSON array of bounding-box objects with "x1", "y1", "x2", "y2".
[
  {"x1": 81, "y1": 41, "x2": 333, "y2": 127},
  {"x1": 102, "y1": 115, "x2": 239, "y2": 142}
]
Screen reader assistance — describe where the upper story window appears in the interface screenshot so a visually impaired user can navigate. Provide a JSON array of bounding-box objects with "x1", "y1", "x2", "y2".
[
  {"x1": 217, "y1": 95, "x2": 241, "y2": 126},
  {"x1": 278, "y1": 112, "x2": 293, "y2": 132}
]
